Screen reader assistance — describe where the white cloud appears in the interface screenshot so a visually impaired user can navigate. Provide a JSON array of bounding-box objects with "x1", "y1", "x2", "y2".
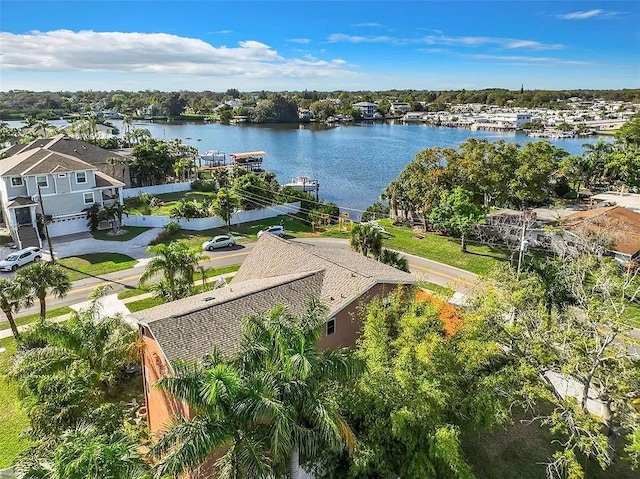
[
  {"x1": 0, "y1": 30, "x2": 355, "y2": 81},
  {"x1": 327, "y1": 32, "x2": 563, "y2": 50},
  {"x1": 208, "y1": 30, "x2": 233, "y2": 35},
  {"x1": 556, "y1": 9, "x2": 617, "y2": 20},
  {"x1": 463, "y1": 54, "x2": 596, "y2": 67},
  {"x1": 287, "y1": 38, "x2": 311, "y2": 44}
]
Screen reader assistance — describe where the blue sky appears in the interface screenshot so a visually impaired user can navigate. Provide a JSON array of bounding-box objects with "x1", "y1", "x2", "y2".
[{"x1": 1, "y1": 1, "x2": 638, "y2": 91}]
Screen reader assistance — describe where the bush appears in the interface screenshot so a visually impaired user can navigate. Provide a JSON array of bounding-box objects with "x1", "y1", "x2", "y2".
[
  {"x1": 153, "y1": 220, "x2": 181, "y2": 243},
  {"x1": 191, "y1": 179, "x2": 217, "y2": 192},
  {"x1": 85, "y1": 205, "x2": 100, "y2": 231}
]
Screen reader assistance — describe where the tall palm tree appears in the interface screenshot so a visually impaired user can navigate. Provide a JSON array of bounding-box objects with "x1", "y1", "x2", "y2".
[
  {"x1": 236, "y1": 301, "x2": 360, "y2": 479},
  {"x1": 377, "y1": 248, "x2": 410, "y2": 272},
  {"x1": 350, "y1": 223, "x2": 382, "y2": 258},
  {"x1": 582, "y1": 139, "x2": 613, "y2": 187},
  {"x1": 0, "y1": 278, "x2": 33, "y2": 339},
  {"x1": 15, "y1": 261, "x2": 71, "y2": 320},
  {"x1": 139, "y1": 241, "x2": 206, "y2": 301},
  {"x1": 152, "y1": 301, "x2": 361, "y2": 479}
]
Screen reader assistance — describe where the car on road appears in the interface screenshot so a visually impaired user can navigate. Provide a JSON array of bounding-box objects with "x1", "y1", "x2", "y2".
[
  {"x1": 202, "y1": 235, "x2": 236, "y2": 251},
  {"x1": 0, "y1": 247, "x2": 42, "y2": 272},
  {"x1": 257, "y1": 225, "x2": 285, "y2": 238}
]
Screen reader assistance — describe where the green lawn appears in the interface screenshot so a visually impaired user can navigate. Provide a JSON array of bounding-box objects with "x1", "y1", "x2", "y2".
[
  {"x1": 152, "y1": 215, "x2": 313, "y2": 247},
  {"x1": 125, "y1": 191, "x2": 217, "y2": 216},
  {"x1": 91, "y1": 226, "x2": 150, "y2": 242},
  {"x1": 370, "y1": 219, "x2": 510, "y2": 276},
  {"x1": 0, "y1": 235, "x2": 14, "y2": 245},
  {"x1": 58, "y1": 253, "x2": 138, "y2": 281},
  {"x1": 118, "y1": 286, "x2": 150, "y2": 300},
  {"x1": 0, "y1": 336, "x2": 31, "y2": 468},
  {"x1": 126, "y1": 296, "x2": 165, "y2": 313},
  {"x1": 0, "y1": 306, "x2": 73, "y2": 332},
  {"x1": 624, "y1": 302, "x2": 640, "y2": 327}
]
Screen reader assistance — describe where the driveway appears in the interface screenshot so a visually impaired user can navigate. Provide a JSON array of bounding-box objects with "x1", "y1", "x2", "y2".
[{"x1": 47, "y1": 228, "x2": 163, "y2": 260}]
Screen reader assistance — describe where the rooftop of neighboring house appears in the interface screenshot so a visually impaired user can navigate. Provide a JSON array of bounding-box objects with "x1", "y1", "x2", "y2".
[
  {"x1": 134, "y1": 235, "x2": 416, "y2": 364},
  {"x1": 487, "y1": 206, "x2": 582, "y2": 225},
  {"x1": 562, "y1": 206, "x2": 640, "y2": 256},
  {"x1": 1, "y1": 134, "x2": 128, "y2": 167},
  {"x1": 0, "y1": 147, "x2": 97, "y2": 177}
]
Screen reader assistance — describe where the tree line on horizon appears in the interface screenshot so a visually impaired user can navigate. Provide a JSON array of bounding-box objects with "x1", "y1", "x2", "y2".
[{"x1": 1, "y1": 87, "x2": 639, "y2": 121}]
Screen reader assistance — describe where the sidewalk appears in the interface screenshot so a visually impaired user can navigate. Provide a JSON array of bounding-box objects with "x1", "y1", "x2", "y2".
[{"x1": 0, "y1": 272, "x2": 237, "y2": 340}]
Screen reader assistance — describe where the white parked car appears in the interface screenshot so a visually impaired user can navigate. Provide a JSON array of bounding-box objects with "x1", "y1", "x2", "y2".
[
  {"x1": 202, "y1": 235, "x2": 236, "y2": 251},
  {"x1": 0, "y1": 247, "x2": 42, "y2": 272},
  {"x1": 257, "y1": 225, "x2": 285, "y2": 238}
]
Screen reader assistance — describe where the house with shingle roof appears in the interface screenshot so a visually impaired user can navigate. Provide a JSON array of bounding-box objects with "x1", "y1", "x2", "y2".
[
  {"x1": 0, "y1": 138, "x2": 124, "y2": 246},
  {"x1": 135, "y1": 234, "x2": 416, "y2": 437},
  {"x1": 559, "y1": 206, "x2": 640, "y2": 265}
]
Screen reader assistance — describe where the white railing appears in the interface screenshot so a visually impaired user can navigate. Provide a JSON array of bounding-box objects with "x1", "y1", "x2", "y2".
[
  {"x1": 122, "y1": 202, "x2": 301, "y2": 231},
  {"x1": 122, "y1": 182, "x2": 192, "y2": 199}
]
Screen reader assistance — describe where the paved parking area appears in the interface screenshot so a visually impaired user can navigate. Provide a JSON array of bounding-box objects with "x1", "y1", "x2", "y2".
[{"x1": 48, "y1": 228, "x2": 163, "y2": 259}]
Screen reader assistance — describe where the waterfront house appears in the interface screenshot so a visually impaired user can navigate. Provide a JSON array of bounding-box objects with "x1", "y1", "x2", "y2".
[
  {"x1": 389, "y1": 102, "x2": 412, "y2": 115},
  {"x1": 352, "y1": 101, "x2": 378, "y2": 119},
  {"x1": 135, "y1": 234, "x2": 416, "y2": 455},
  {"x1": 0, "y1": 141, "x2": 124, "y2": 246}
]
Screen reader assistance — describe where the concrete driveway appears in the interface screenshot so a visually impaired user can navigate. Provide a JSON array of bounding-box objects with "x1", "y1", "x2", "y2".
[{"x1": 47, "y1": 228, "x2": 163, "y2": 260}]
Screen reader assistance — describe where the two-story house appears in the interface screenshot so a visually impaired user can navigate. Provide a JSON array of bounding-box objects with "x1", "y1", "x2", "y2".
[
  {"x1": 0, "y1": 147, "x2": 124, "y2": 247},
  {"x1": 352, "y1": 101, "x2": 378, "y2": 119}
]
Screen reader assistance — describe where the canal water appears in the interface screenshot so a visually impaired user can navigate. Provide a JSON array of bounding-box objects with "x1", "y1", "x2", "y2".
[{"x1": 10, "y1": 120, "x2": 606, "y2": 214}]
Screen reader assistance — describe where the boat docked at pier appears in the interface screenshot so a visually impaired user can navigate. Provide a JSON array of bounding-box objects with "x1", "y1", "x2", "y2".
[{"x1": 284, "y1": 176, "x2": 319, "y2": 199}]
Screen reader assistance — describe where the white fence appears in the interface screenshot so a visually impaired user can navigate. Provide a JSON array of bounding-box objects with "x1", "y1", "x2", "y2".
[
  {"x1": 123, "y1": 202, "x2": 301, "y2": 231},
  {"x1": 122, "y1": 182, "x2": 192, "y2": 199}
]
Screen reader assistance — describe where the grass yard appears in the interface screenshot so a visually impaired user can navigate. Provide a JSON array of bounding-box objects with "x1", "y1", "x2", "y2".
[
  {"x1": 0, "y1": 336, "x2": 31, "y2": 468},
  {"x1": 322, "y1": 219, "x2": 510, "y2": 276},
  {"x1": 624, "y1": 301, "x2": 640, "y2": 327},
  {"x1": 0, "y1": 306, "x2": 73, "y2": 332},
  {"x1": 125, "y1": 191, "x2": 217, "y2": 216},
  {"x1": 152, "y1": 214, "x2": 313, "y2": 247},
  {"x1": 118, "y1": 286, "x2": 150, "y2": 300},
  {"x1": 91, "y1": 226, "x2": 150, "y2": 242},
  {"x1": 58, "y1": 253, "x2": 138, "y2": 281},
  {"x1": 126, "y1": 296, "x2": 165, "y2": 313},
  {"x1": 463, "y1": 409, "x2": 637, "y2": 479}
]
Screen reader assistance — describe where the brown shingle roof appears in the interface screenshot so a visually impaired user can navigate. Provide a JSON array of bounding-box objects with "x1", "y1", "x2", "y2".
[
  {"x1": 6, "y1": 196, "x2": 37, "y2": 207},
  {"x1": 231, "y1": 234, "x2": 416, "y2": 315},
  {"x1": 137, "y1": 271, "x2": 324, "y2": 363},
  {"x1": 94, "y1": 170, "x2": 125, "y2": 188},
  {"x1": 563, "y1": 206, "x2": 640, "y2": 256}
]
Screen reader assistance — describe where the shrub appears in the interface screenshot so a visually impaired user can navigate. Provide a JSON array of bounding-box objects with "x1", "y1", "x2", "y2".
[
  {"x1": 153, "y1": 220, "x2": 181, "y2": 243},
  {"x1": 191, "y1": 179, "x2": 217, "y2": 192}
]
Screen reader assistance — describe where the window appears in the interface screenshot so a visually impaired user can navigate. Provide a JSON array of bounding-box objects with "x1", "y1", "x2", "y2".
[
  {"x1": 36, "y1": 175, "x2": 48, "y2": 188},
  {"x1": 76, "y1": 171, "x2": 87, "y2": 184},
  {"x1": 10, "y1": 177, "x2": 23, "y2": 187},
  {"x1": 83, "y1": 192, "x2": 94, "y2": 205},
  {"x1": 326, "y1": 318, "x2": 335, "y2": 336}
]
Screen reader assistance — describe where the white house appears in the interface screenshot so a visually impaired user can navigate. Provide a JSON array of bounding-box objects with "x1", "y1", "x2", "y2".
[
  {"x1": 390, "y1": 102, "x2": 412, "y2": 115},
  {"x1": 352, "y1": 101, "x2": 378, "y2": 119}
]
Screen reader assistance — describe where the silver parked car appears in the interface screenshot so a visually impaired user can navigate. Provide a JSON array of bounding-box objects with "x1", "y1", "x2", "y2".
[
  {"x1": 202, "y1": 235, "x2": 236, "y2": 251},
  {"x1": 0, "y1": 247, "x2": 42, "y2": 272},
  {"x1": 257, "y1": 225, "x2": 285, "y2": 238}
]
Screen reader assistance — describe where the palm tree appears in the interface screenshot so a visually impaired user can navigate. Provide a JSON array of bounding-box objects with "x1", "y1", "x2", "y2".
[
  {"x1": 0, "y1": 278, "x2": 33, "y2": 339},
  {"x1": 15, "y1": 261, "x2": 71, "y2": 320},
  {"x1": 152, "y1": 301, "x2": 360, "y2": 479},
  {"x1": 213, "y1": 188, "x2": 240, "y2": 231},
  {"x1": 377, "y1": 248, "x2": 410, "y2": 272},
  {"x1": 139, "y1": 241, "x2": 206, "y2": 301},
  {"x1": 582, "y1": 139, "x2": 613, "y2": 187},
  {"x1": 10, "y1": 287, "x2": 139, "y2": 436},
  {"x1": 350, "y1": 223, "x2": 382, "y2": 258}
]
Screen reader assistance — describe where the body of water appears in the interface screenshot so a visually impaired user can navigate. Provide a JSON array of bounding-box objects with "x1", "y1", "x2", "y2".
[{"x1": 10, "y1": 119, "x2": 607, "y2": 214}]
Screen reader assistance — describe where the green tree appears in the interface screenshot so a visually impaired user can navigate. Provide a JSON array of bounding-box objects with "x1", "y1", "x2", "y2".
[
  {"x1": 152, "y1": 301, "x2": 360, "y2": 478},
  {"x1": 252, "y1": 94, "x2": 299, "y2": 123},
  {"x1": 582, "y1": 139, "x2": 613, "y2": 187},
  {"x1": 377, "y1": 248, "x2": 409, "y2": 272},
  {"x1": 139, "y1": 242, "x2": 206, "y2": 301},
  {"x1": 0, "y1": 278, "x2": 32, "y2": 339},
  {"x1": 614, "y1": 117, "x2": 640, "y2": 147},
  {"x1": 360, "y1": 202, "x2": 390, "y2": 222},
  {"x1": 350, "y1": 223, "x2": 382, "y2": 258},
  {"x1": 213, "y1": 188, "x2": 240, "y2": 231},
  {"x1": 233, "y1": 173, "x2": 275, "y2": 211},
  {"x1": 131, "y1": 138, "x2": 173, "y2": 186},
  {"x1": 429, "y1": 187, "x2": 484, "y2": 253},
  {"x1": 15, "y1": 262, "x2": 71, "y2": 320}
]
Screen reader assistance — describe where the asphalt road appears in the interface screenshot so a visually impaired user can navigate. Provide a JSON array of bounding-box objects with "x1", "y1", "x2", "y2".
[{"x1": 13, "y1": 238, "x2": 477, "y2": 318}]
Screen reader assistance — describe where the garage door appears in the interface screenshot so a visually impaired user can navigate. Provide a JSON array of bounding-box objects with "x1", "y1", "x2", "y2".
[{"x1": 47, "y1": 214, "x2": 89, "y2": 237}]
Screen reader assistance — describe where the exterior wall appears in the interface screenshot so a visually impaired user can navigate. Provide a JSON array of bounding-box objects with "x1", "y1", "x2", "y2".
[
  {"x1": 40, "y1": 190, "x2": 96, "y2": 216},
  {"x1": 123, "y1": 202, "x2": 301, "y2": 230},
  {"x1": 122, "y1": 181, "x2": 191, "y2": 199},
  {"x1": 140, "y1": 328, "x2": 189, "y2": 437},
  {"x1": 3, "y1": 177, "x2": 28, "y2": 198},
  {"x1": 317, "y1": 283, "x2": 404, "y2": 350},
  {"x1": 25, "y1": 175, "x2": 55, "y2": 196}
]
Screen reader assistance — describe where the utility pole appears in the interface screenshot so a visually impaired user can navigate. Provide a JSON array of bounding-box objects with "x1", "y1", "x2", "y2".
[
  {"x1": 37, "y1": 184, "x2": 56, "y2": 263},
  {"x1": 516, "y1": 212, "x2": 527, "y2": 279}
]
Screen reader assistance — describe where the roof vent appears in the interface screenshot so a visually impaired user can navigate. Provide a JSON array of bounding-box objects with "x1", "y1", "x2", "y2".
[
  {"x1": 202, "y1": 297, "x2": 216, "y2": 302},
  {"x1": 73, "y1": 149, "x2": 78, "y2": 152}
]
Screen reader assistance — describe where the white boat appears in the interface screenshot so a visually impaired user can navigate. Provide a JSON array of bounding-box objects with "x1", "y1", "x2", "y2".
[
  {"x1": 198, "y1": 150, "x2": 226, "y2": 167},
  {"x1": 284, "y1": 176, "x2": 319, "y2": 193}
]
